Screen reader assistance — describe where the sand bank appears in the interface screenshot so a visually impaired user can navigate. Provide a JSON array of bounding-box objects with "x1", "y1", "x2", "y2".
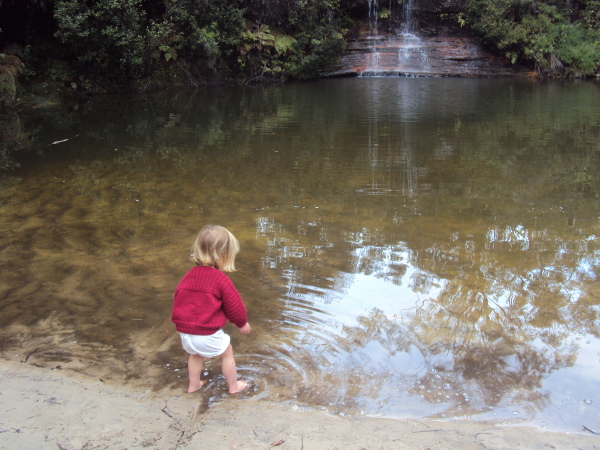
[{"x1": 1, "y1": 360, "x2": 598, "y2": 449}]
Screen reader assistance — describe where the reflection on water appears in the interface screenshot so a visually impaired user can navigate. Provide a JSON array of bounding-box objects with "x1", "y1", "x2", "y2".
[{"x1": 1, "y1": 78, "x2": 599, "y2": 431}]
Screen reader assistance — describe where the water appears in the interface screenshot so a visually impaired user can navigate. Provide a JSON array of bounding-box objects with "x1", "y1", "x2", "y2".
[
  {"x1": 402, "y1": 0, "x2": 415, "y2": 33},
  {"x1": 1, "y1": 78, "x2": 600, "y2": 432}
]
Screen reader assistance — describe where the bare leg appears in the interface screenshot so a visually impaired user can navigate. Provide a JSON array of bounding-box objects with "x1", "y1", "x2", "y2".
[
  {"x1": 219, "y1": 344, "x2": 248, "y2": 394},
  {"x1": 187, "y1": 354, "x2": 206, "y2": 393}
]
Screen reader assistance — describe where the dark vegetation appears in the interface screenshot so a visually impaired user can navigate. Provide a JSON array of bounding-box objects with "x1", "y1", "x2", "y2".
[
  {"x1": 0, "y1": 0, "x2": 598, "y2": 105},
  {"x1": 0, "y1": 0, "x2": 353, "y2": 101},
  {"x1": 461, "y1": 0, "x2": 600, "y2": 77}
]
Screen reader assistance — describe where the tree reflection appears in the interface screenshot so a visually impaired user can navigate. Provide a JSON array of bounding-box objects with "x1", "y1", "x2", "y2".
[
  {"x1": 1, "y1": 79, "x2": 599, "y2": 420},
  {"x1": 254, "y1": 181, "x2": 598, "y2": 412}
]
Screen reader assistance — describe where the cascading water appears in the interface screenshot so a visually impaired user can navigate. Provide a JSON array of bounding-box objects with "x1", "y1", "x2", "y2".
[
  {"x1": 328, "y1": 0, "x2": 525, "y2": 77},
  {"x1": 368, "y1": 0, "x2": 379, "y2": 32},
  {"x1": 397, "y1": 0, "x2": 430, "y2": 76},
  {"x1": 402, "y1": 0, "x2": 414, "y2": 33},
  {"x1": 361, "y1": 0, "x2": 431, "y2": 77}
]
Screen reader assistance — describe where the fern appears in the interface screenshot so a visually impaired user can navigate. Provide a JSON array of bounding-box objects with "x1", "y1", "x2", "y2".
[{"x1": 274, "y1": 34, "x2": 298, "y2": 56}]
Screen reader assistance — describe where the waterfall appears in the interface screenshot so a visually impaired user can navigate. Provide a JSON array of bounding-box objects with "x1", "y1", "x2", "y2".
[
  {"x1": 369, "y1": 0, "x2": 415, "y2": 33},
  {"x1": 368, "y1": 0, "x2": 379, "y2": 32},
  {"x1": 402, "y1": 0, "x2": 415, "y2": 33},
  {"x1": 329, "y1": 0, "x2": 521, "y2": 78},
  {"x1": 360, "y1": 0, "x2": 430, "y2": 76}
]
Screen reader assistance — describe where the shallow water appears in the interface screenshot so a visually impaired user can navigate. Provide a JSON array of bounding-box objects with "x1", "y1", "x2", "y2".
[{"x1": 1, "y1": 78, "x2": 599, "y2": 431}]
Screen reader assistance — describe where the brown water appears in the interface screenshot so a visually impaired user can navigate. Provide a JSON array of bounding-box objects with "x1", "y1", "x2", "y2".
[{"x1": 1, "y1": 78, "x2": 599, "y2": 431}]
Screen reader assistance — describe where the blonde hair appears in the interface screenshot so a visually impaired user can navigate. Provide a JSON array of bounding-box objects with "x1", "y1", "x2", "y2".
[{"x1": 191, "y1": 225, "x2": 240, "y2": 272}]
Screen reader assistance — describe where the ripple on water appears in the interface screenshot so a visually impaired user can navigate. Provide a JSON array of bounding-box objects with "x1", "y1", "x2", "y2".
[{"x1": 2, "y1": 80, "x2": 600, "y2": 432}]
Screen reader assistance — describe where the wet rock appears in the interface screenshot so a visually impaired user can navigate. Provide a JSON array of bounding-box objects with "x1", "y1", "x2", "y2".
[{"x1": 327, "y1": 31, "x2": 528, "y2": 78}]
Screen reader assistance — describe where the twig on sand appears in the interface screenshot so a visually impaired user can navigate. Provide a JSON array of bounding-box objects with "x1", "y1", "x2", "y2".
[
  {"x1": 161, "y1": 407, "x2": 175, "y2": 419},
  {"x1": 161, "y1": 399, "x2": 177, "y2": 420},
  {"x1": 21, "y1": 349, "x2": 38, "y2": 363},
  {"x1": 582, "y1": 425, "x2": 599, "y2": 435}
]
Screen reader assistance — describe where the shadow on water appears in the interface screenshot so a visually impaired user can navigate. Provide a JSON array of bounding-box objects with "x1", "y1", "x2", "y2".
[{"x1": 1, "y1": 78, "x2": 599, "y2": 431}]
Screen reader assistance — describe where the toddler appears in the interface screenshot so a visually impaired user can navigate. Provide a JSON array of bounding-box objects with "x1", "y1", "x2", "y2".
[{"x1": 172, "y1": 225, "x2": 251, "y2": 394}]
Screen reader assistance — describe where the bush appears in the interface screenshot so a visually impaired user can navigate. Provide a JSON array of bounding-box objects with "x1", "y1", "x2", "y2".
[
  {"x1": 291, "y1": 27, "x2": 347, "y2": 79},
  {"x1": 149, "y1": 0, "x2": 245, "y2": 70},
  {"x1": 464, "y1": 0, "x2": 599, "y2": 76},
  {"x1": 581, "y1": 0, "x2": 600, "y2": 28},
  {"x1": 555, "y1": 23, "x2": 600, "y2": 75},
  {"x1": 43, "y1": 0, "x2": 353, "y2": 86},
  {"x1": 54, "y1": 0, "x2": 153, "y2": 83}
]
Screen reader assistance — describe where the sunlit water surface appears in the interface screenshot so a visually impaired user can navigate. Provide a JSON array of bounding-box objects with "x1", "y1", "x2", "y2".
[{"x1": 1, "y1": 78, "x2": 599, "y2": 432}]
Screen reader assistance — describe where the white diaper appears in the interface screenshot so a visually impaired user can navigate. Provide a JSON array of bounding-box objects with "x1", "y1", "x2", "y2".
[{"x1": 179, "y1": 329, "x2": 231, "y2": 358}]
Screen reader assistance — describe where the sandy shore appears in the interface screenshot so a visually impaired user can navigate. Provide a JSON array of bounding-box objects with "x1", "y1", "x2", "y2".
[{"x1": 1, "y1": 360, "x2": 598, "y2": 450}]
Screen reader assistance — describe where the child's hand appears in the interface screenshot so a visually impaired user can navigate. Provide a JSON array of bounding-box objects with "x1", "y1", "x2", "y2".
[{"x1": 239, "y1": 322, "x2": 251, "y2": 334}]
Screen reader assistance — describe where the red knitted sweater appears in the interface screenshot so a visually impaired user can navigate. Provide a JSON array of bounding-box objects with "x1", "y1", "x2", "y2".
[{"x1": 172, "y1": 266, "x2": 248, "y2": 335}]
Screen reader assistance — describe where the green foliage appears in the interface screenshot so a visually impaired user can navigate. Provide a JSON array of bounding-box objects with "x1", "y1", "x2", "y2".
[
  {"x1": 555, "y1": 23, "x2": 600, "y2": 75},
  {"x1": 52, "y1": 0, "x2": 250, "y2": 85},
  {"x1": 237, "y1": 24, "x2": 277, "y2": 81},
  {"x1": 464, "y1": 0, "x2": 600, "y2": 76},
  {"x1": 232, "y1": 0, "x2": 350, "y2": 82},
  {"x1": 15, "y1": 0, "x2": 353, "y2": 86},
  {"x1": 581, "y1": 0, "x2": 600, "y2": 28},
  {"x1": 379, "y1": 8, "x2": 391, "y2": 19},
  {"x1": 158, "y1": 45, "x2": 178, "y2": 62},
  {"x1": 240, "y1": 24, "x2": 275, "y2": 55},
  {"x1": 275, "y1": 34, "x2": 298, "y2": 56},
  {"x1": 148, "y1": 0, "x2": 245, "y2": 71},
  {"x1": 291, "y1": 28, "x2": 347, "y2": 79},
  {"x1": 54, "y1": 0, "x2": 153, "y2": 83},
  {"x1": 236, "y1": 0, "x2": 350, "y2": 80}
]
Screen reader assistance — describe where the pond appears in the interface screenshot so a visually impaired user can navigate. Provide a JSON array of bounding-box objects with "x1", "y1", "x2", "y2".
[{"x1": 1, "y1": 78, "x2": 599, "y2": 432}]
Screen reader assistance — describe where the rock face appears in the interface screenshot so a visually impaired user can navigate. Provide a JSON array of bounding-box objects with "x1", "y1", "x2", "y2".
[
  {"x1": 327, "y1": 31, "x2": 528, "y2": 78},
  {"x1": 326, "y1": 0, "x2": 526, "y2": 78}
]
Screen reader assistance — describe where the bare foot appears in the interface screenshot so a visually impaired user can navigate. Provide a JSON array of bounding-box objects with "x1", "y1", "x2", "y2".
[
  {"x1": 187, "y1": 380, "x2": 206, "y2": 393},
  {"x1": 229, "y1": 380, "x2": 248, "y2": 394}
]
